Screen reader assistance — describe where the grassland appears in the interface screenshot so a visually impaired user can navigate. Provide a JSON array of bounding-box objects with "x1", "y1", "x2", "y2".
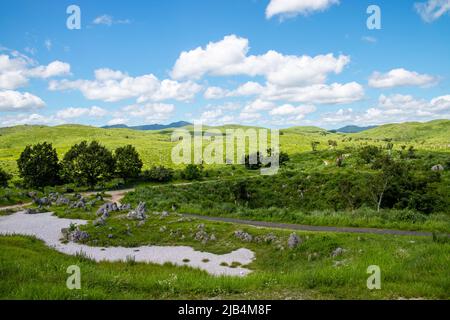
[
  {"x1": 1, "y1": 120, "x2": 449, "y2": 177},
  {"x1": 1, "y1": 210, "x2": 449, "y2": 299},
  {"x1": 0, "y1": 119, "x2": 449, "y2": 300}
]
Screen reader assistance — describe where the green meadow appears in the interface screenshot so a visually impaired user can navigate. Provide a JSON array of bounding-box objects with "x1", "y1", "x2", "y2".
[{"x1": 0, "y1": 119, "x2": 449, "y2": 299}]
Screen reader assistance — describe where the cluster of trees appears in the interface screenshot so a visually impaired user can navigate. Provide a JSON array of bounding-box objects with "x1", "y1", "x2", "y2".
[
  {"x1": 17, "y1": 141, "x2": 143, "y2": 188},
  {"x1": 13, "y1": 141, "x2": 211, "y2": 189}
]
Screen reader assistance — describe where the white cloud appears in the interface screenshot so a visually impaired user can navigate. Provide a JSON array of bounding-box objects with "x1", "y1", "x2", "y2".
[
  {"x1": 0, "y1": 90, "x2": 45, "y2": 112},
  {"x1": 0, "y1": 113, "x2": 62, "y2": 127},
  {"x1": 0, "y1": 53, "x2": 70, "y2": 89},
  {"x1": 266, "y1": 0, "x2": 340, "y2": 19},
  {"x1": 107, "y1": 118, "x2": 128, "y2": 126},
  {"x1": 120, "y1": 103, "x2": 175, "y2": 122},
  {"x1": 369, "y1": 68, "x2": 438, "y2": 88},
  {"x1": 49, "y1": 69, "x2": 201, "y2": 103},
  {"x1": 93, "y1": 15, "x2": 131, "y2": 26},
  {"x1": 27, "y1": 61, "x2": 71, "y2": 79},
  {"x1": 55, "y1": 106, "x2": 107, "y2": 119},
  {"x1": 171, "y1": 35, "x2": 350, "y2": 87},
  {"x1": 415, "y1": 0, "x2": 450, "y2": 22},
  {"x1": 321, "y1": 94, "x2": 450, "y2": 125},
  {"x1": 269, "y1": 104, "x2": 316, "y2": 116},
  {"x1": 243, "y1": 99, "x2": 275, "y2": 113},
  {"x1": 261, "y1": 82, "x2": 364, "y2": 104}
]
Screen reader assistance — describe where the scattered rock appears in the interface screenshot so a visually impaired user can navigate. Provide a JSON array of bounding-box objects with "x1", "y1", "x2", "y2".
[
  {"x1": 93, "y1": 217, "x2": 106, "y2": 226},
  {"x1": 27, "y1": 191, "x2": 37, "y2": 198},
  {"x1": 195, "y1": 230, "x2": 209, "y2": 243},
  {"x1": 24, "y1": 208, "x2": 37, "y2": 214},
  {"x1": 137, "y1": 220, "x2": 145, "y2": 227},
  {"x1": 234, "y1": 230, "x2": 253, "y2": 242},
  {"x1": 331, "y1": 247, "x2": 345, "y2": 257},
  {"x1": 210, "y1": 234, "x2": 217, "y2": 241},
  {"x1": 67, "y1": 229, "x2": 90, "y2": 242},
  {"x1": 431, "y1": 164, "x2": 444, "y2": 171},
  {"x1": 159, "y1": 226, "x2": 167, "y2": 232},
  {"x1": 287, "y1": 233, "x2": 301, "y2": 249},
  {"x1": 161, "y1": 211, "x2": 169, "y2": 218},
  {"x1": 107, "y1": 234, "x2": 114, "y2": 239},
  {"x1": 127, "y1": 202, "x2": 147, "y2": 220}
]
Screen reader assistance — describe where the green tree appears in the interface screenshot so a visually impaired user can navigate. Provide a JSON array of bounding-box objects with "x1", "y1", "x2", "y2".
[
  {"x1": 62, "y1": 141, "x2": 115, "y2": 188},
  {"x1": 114, "y1": 145, "x2": 143, "y2": 180},
  {"x1": 358, "y1": 145, "x2": 382, "y2": 164},
  {"x1": 310, "y1": 141, "x2": 320, "y2": 152},
  {"x1": 0, "y1": 167, "x2": 12, "y2": 187},
  {"x1": 17, "y1": 142, "x2": 60, "y2": 188}
]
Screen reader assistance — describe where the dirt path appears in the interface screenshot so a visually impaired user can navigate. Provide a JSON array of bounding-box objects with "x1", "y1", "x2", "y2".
[
  {"x1": 0, "y1": 202, "x2": 32, "y2": 211},
  {"x1": 182, "y1": 214, "x2": 438, "y2": 238}
]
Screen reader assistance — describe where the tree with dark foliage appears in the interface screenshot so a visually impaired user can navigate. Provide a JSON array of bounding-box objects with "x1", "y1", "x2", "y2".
[
  {"x1": 17, "y1": 142, "x2": 60, "y2": 188},
  {"x1": 114, "y1": 145, "x2": 143, "y2": 180},
  {"x1": 62, "y1": 141, "x2": 115, "y2": 188}
]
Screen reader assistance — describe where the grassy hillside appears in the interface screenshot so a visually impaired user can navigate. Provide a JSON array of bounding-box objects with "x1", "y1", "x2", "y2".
[
  {"x1": 0, "y1": 120, "x2": 448, "y2": 175},
  {"x1": 354, "y1": 120, "x2": 450, "y2": 144}
]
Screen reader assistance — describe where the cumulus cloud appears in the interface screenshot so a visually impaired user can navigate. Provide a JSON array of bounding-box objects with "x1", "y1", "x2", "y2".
[
  {"x1": 415, "y1": 0, "x2": 450, "y2": 22},
  {"x1": 171, "y1": 35, "x2": 350, "y2": 87},
  {"x1": 321, "y1": 94, "x2": 450, "y2": 125},
  {"x1": 119, "y1": 103, "x2": 175, "y2": 123},
  {"x1": 0, "y1": 113, "x2": 62, "y2": 127},
  {"x1": 261, "y1": 82, "x2": 364, "y2": 104},
  {"x1": 369, "y1": 68, "x2": 438, "y2": 88},
  {"x1": 266, "y1": 0, "x2": 340, "y2": 19},
  {"x1": 204, "y1": 82, "x2": 265, "y2": 100},
  {"x1": 55, "y1": 106, "x2": 107, "y2": 119},
  {"x1": 49, "y1": 69, "x2": 201, "y2": 103},
  {"x1": 0, "y1": 53, "x2": 70, "y2": 90},
  {"x1": 0, "y1": 90, "x2": 45, "y2": 112}
]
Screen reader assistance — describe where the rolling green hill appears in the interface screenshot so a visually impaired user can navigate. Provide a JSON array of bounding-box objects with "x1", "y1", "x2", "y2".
[
  {"x1": 0, "y1": 120, "x2": 449, "y2": 175},
  {"x1": 354, "y1": 119, "x2": 450, "y2": 143}
]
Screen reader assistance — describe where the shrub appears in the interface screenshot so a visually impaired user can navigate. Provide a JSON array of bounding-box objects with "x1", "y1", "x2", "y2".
[
  {"x1": 358, "y1": 145, "x2": 382, "y2": 164},
  {"x1": 61, "y1": 141, "x2": 115, "y2": 188},
  {"x1": 142, "y1": 166, "x2": 174, "y2": 182},
  {"x1": 0, "y1": 167, "x2": 12, "y2": 187},
  {"x1": 114, "y1": 145, "x2": 143, "y2": 180},
  {"x1": 181, "y1": 164, "x2": 202, "y2": 180},
  {"x1": 17, "y1": 142, "x2": 60, "y2": 188}
]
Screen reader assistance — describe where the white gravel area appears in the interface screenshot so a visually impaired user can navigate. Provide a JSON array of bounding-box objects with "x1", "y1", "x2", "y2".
[{"x1": 0, "y1": 212, "x2": 255, "y2": 277}]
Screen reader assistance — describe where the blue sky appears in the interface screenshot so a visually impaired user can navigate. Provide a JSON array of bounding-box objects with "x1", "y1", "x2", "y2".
[{"x1": 0, "y1": 0, "x2": 449, "y2": 129}]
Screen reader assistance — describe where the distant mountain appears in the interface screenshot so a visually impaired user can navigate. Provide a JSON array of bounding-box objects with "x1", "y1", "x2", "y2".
[
  {"x1": 102, "y1": 121, "x2": 192, "y2": 131},
  {"x1": 335, "y1": 125, "x2": 378, "y2": 133}
]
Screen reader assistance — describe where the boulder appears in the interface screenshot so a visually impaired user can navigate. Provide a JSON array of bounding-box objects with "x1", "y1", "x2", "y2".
[
  {"x1": 234, "y1": 230, "x2": 253, "y2": 242},
  {"x1": 431, "y1": 164, "x2": 445, "y2": 171},
  {"x1": 287, "y1": 233, "x2": 301, "y2": 249},
  {"x1": 67, "y1": 229, "x2": 90, "y2": 242},
  {"x1": 24, "y1": 208, "x2": 37, "y2": 214},
  {"x1": 127, "y1": 202, "x2": 147, "y2": 220},
  {"x1": 331, "y1": 247, "x2": 345, "y2": 257}
]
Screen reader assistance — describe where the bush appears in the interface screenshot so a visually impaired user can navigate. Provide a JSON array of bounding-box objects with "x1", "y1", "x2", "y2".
[
  {"x1": 17, "y1": 142, "x2": 60, "y2": 188},
  {"x1": 61, "y1": 141, "x2": 115, "y2": 188},
  {"x1": 358, "y1": 145, "x2": 382, "y2": 164},
  {"x1": 114, "y1": 145, "x2": 143, "y2": 180},
  {"x1": 0, "y1": 167, "x2": 12, "y2": 187},
  {"x1": 181, "y1": 164, "x2": 202, "y2": 180},
  {"x1": 142, "y1": 166, "x2": 174, "y2": 182}
]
